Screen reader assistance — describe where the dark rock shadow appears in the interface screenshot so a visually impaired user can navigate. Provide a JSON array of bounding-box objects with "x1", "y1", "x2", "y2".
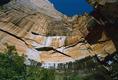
[
  {"x1": 0, "y1": 0, "x2": 10, "y2": 6},
  {"x1": 86, "y1": 3, "x2": 118, "y2": 51}
]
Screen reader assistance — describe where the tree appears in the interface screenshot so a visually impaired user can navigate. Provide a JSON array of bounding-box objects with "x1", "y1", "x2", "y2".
[
  {"x1": 0, "y1": 45, "x2": 55, "y2": 80},
  {"x1": 0, "y1": 45, "x2": 26, "y2": 80}
]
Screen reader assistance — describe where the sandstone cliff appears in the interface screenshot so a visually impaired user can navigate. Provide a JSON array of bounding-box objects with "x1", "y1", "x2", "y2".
[{"x1": 0, "y1": 0, "x2": 117, "y2": 67}]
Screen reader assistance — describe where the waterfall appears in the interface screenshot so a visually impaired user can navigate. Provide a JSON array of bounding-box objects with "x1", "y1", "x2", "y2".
[
  {"x1": 44, "y1": 37, "x2": 52, "y2": 46},
  {"x1": 59, "y1": 36, "x2": 66, "y2": 46},
  {"x1": 58, "y1": 36, "x2": 66, "y2": 52},
  {"x1": 25, "y1": 34, "x2": 76, "y2": 66},
  {"x1": 26, "y1": 48, "x2": 41, "y2": 61}
]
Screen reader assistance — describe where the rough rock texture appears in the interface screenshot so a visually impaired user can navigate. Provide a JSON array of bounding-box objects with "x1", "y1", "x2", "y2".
[
  {"x1": 4, "y1": 0, "x2": 62, "y2": 20},
  {"x1": 88, "y1": 0, "x2": 118, "y2": 5},
  {"x1": 0, "y1": 0, "x2": 117, "y2": 67}
]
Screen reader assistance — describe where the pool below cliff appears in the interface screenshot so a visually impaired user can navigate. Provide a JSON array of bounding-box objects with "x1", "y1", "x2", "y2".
[{"x1": 49, "y1": 0, "x2": 94, "y2": 16}]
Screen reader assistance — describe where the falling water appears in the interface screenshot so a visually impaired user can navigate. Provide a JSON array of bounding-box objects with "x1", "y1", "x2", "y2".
[
  {"x1": 26, "y1": 34, "x2": 75, "y2": 67},
  {"x1": 26, "y1": 48, "x2": 41, "y2": 61},
  {"x1": 44, "y1": 37, "x2": 52, "y2": 46}
]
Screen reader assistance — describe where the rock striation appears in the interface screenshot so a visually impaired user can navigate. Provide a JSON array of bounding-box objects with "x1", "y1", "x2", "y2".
[{"x1": 0, "y1": 0, "x2": 117, "y2": 67}]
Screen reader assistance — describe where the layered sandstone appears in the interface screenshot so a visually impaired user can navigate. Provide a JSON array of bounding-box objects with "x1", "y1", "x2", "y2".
[{"x1": 0, "y1": 0, "x2": 117, "y2": 67}]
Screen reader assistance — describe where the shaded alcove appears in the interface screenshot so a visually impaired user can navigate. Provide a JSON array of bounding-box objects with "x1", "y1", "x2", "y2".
[
  {"x1": 85, "y1": 3, "x2": 118, "y2": 51},
  {"x1": 0, "y1": 0, "x2": 10, "y2": 6}
]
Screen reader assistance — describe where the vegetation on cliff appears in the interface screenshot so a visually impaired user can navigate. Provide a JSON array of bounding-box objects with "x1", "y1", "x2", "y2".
[
  {"x1": 0, "y1": 45, "x2": 55, "y2": 80},
  {"x1": 0, "y1": 0, "x2": 118, "y2": 80},
  {"x1": 0, "y1": 45, "x2": 118, "y2": 80}
]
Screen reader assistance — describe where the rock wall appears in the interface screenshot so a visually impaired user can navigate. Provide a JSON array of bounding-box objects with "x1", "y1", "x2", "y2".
[
  {"x1": 4, "y1": 0, "x2": 62, "y2": 20},
  {"x1": 0, "y1": 0, "x2": 117, "y2": 66}
]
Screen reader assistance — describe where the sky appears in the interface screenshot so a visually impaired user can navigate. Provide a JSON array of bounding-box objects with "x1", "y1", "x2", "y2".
[{"x1": 49, "y1": 0, "x2": 94, "y2": 16}]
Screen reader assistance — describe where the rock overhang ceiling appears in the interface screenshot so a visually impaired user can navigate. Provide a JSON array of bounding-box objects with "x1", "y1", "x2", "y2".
[{"x1": 0, "y1": 0, "x2": 117, "y2": 67}]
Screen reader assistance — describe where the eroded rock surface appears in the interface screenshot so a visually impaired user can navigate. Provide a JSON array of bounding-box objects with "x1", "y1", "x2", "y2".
[{"x1": 0, "y1": 0, "x2": 117, "y2": 67}]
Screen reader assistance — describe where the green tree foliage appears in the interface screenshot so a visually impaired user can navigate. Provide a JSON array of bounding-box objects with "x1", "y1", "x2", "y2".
[
  {"x1": 1, "y1": 45, "x2": 118, "y2": 80},
  {"x1": 0, "y1": 45, "x2": 55, "y2": 80},
  {"x1": 0, "y1": 45, "x2": 26, "y2": 80},
  {"x1": 27, "y1": 66, "x2": 55, "y2": 80},
  {"x1": 56, "y1": 52, "x2": 118, "y2": 80}
]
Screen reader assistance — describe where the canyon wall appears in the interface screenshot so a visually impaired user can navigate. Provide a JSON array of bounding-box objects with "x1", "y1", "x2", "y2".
[{"x1": 0, "y1": 0, "x2": 117, "y2": 67}]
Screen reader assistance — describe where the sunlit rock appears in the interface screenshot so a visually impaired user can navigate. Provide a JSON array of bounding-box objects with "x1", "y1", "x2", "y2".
[{"x1": 0, "y1": 0, "x2": 117, "y2": 66}]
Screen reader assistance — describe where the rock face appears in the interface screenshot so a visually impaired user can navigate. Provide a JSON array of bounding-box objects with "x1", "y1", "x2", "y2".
[
  {"x1": 4, "y1": 0, "x2": 62, "y2": 20},
  {"x1": 0, "y1": 0, "x2": 117, "y2": 67},
  {"x1": 88, "y1": 0, "x2": 118, "y2": 5}
]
